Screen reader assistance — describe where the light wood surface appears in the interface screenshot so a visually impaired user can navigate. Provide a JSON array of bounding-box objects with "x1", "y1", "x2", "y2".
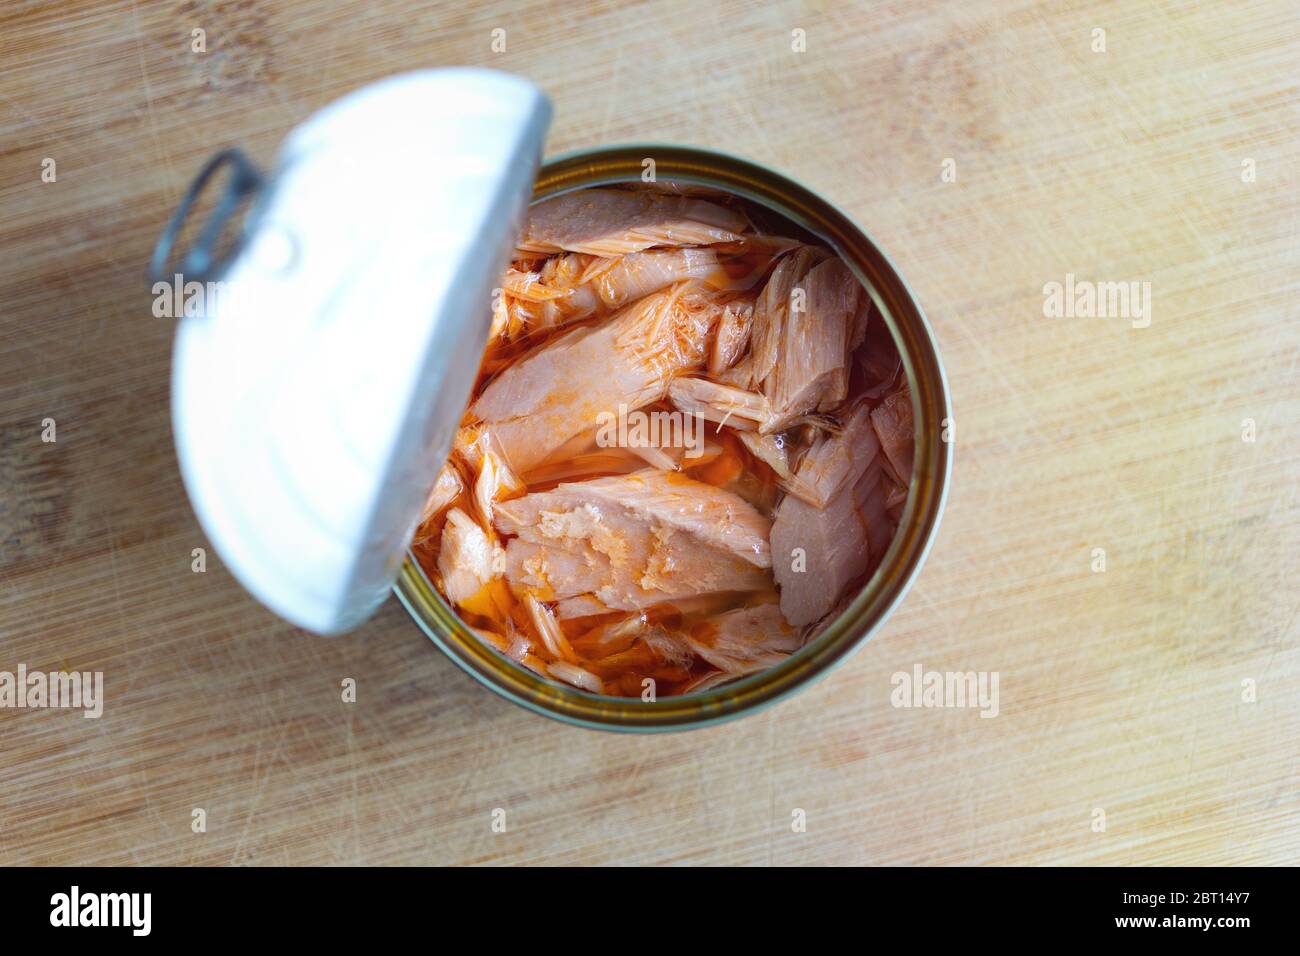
[{"x1": 2, "y1": 0, "x2": 1297, "y2": 866}]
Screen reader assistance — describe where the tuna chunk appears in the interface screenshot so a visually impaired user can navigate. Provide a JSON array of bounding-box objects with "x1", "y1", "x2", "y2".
[
  {"x1": 668, "y1": 377, "x2": 770, "y2": 431},
  {"x1": 871, "y1": 387, "x2": 914, "y2": 486},
  {"x1": 470, "y1": 286, "x2": 717, "y2": 473},
  {"x1": 472, "y1": 451, "x2": 522, "y2": 528},
  {"x1": 503, "y1": 245, "x2": 781, "y2": 340},
  {"x1": 832, "y1": 298, "x2": 873, "y2": 406},
  {"x1": 736, "y1": 431, "x2": 793, "y2": 481},
  {"x1": 494, "y1": 470, "x2": 772, "y2": 612},
  {"x1": 502, "y1": 248, "x2": 723, "y2": 333},
  {"x1": 517, "y1": 188, "x2": 747, "y2": 257},
  {"x1": 413, "y1": 463, "x2": 464, "y2": 545},
  {"x1": 553, "y1": 593, "x2": 616, "y2": 620},
  {"x1": 762, "y1": 257, "x2": 864, "y2": 432},
  {"x1": 708, "y1": 298, "x2": 755, "y2": 374},
  {"x1": 546, "y1": 660, "x2": 604, "y2": 694},
  {"x1": 683, "y1": 604, "x2": 801, "y2": 674},
  {"x1": 771, "y1": 401, "x2": 887, "y2": 626},
  {"x1": 437, "y1": 508, "x2": 503, "y2": 607},
  {"x1": 855, "y1": 309, "x2": 902, "y2": 400},
  {"x1": 781, "y1": 401, "x2": 880, "y2": 507},
  {"x1": 739, "y1": 245, "x2": 826, "y2": 388},
  {"x1": 772, "y1": 462, "x2": 887, "y2": 626}
]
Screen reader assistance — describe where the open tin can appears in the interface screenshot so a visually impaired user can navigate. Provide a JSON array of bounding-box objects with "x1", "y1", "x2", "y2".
[
  {"x1": 396, "y1": 146, "x2": 952, "y2": 731},
  {"x1": 161, "y1": 72, "x2": 951, "y2": 732}
]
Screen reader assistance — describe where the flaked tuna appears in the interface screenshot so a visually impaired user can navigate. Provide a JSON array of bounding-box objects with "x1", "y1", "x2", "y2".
[
  {"x1": 762, "y1": 257, "x2": 864, "y2": 432},
  {"x1": 871, "y1": 387, "x2": 914, "y2": 486},
  {"x1": 415, "y1": 184, "x2": 917, "y2": 697},
  {"x1": 517, "y1": 188, "x2": 748, "y2": 257},
  {"x1": 470, "y1": 285, "x2": 717, "y2": 473},
  {"x1": 500, "y1": 244, "x2": 784, "y2": 343},
  {"x1": 546, "y1": 660, "x2": 604, "y2": 694},
  {"x1": 736, "y1": 431, "x2": 793, "y2": 482},
  {"x1": 472, "y1": 451, "x2": 522, "y2": 528},
  {"x1": 523, "y1": 592, "x2": 576, "y2": 662},
  {"x1": 683, "y1": 604, "x2": 801, "y2": 674},
  {"x1": 708, "y1": 298, "x2": 755, "y2": 374},
  {"x1": 770, "y1": 401, "x2": 887, "y2": 625},
  {"x1": 494, "y1": 470, "x2": 772, "y2": 612},
  {"x1": 855, "y1": 308, "x2": 902, "y2": 400},
  {"x1": 437, "y1": 508, "x2": 504, "y2": 608},
  {"x1": 413, "y1": 463, "x2": 464, "y2": 545},
  {"x1": 743, "y1": 245, "x2": 827, "y2": 388},
  {"x1": 668, "y1": 377, "x2": 770, "y2": 431},
  {"x1": 500, "y1": 248, "x2": 719, "y2": 335},
  {"x1": 781, "y1": 401, "x2": 880, "y2": 507},
  {"x1": 772, "y1": 460, "x2": 886, "y2": 626}
]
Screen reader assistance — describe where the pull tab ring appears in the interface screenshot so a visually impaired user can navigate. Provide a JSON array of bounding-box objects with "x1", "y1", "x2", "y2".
[{"x1": 150, "y1": 148, "x2": 264, "y2": 286}]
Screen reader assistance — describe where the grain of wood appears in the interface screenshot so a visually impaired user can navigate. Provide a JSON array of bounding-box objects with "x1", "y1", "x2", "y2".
[{"x1": 1, "y1": 0, "x2": 1297, "y2": 865}]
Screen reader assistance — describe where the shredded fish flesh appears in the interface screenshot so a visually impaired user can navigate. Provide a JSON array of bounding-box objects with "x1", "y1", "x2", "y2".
[{"x1": 411, "y1": 184, "x2": 914, "y2": 697}]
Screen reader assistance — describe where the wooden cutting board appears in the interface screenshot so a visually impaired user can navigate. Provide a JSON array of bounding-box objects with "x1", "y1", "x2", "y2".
[{"x1": 2, "y1": 0, "x2": 1297, "y2": 865}]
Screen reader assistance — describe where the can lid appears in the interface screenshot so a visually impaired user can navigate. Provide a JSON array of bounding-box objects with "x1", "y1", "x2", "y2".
[{"x1": 169, "y1": 69, "x2": 551, "y2": 634}]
